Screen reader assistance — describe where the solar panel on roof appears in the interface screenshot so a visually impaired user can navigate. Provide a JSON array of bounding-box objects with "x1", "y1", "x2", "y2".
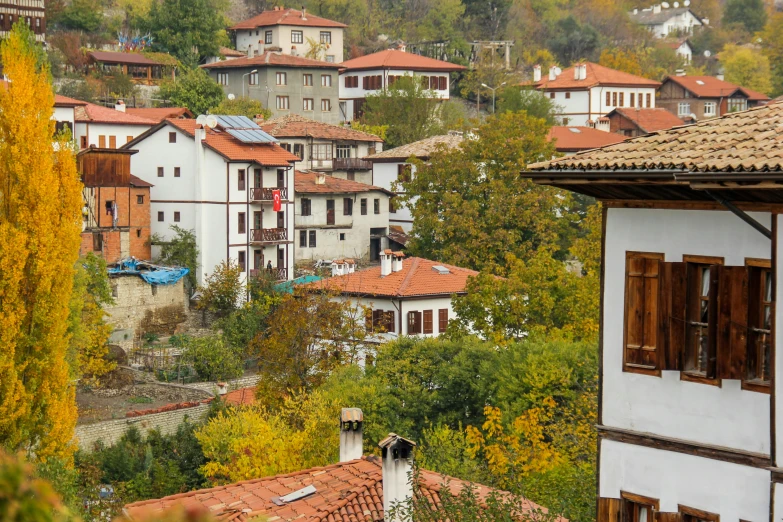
[
  {"x1": 226, "y1": 128, "x2": 278, "y2": 144},
  {"x1": 215, "y1": 115, "x2": 261, "y2": 129}
]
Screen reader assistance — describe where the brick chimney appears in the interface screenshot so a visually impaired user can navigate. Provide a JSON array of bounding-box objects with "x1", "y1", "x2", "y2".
[
  {"x1": 379, "y1": 433, "x2": 416, "y2": 520},
  {"x1": 340, "y1": 408, "x2": 363, "y2": 462},
  {"x1": 533, "y1": 64, "x2": 541, "y2": 83},
  {"x1": 379, "y1": 250, "x2": 392, "y2": 277}
]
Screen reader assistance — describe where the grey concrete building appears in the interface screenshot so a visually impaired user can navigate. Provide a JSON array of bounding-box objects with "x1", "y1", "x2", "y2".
[{"x1": 201, "y1": 52, "x2": 343, "y2": 124}]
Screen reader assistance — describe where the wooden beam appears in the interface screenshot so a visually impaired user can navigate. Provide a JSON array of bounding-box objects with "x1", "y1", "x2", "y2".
[{"x1": 603, "y1": 200, "x2": 783, "y2": 212}]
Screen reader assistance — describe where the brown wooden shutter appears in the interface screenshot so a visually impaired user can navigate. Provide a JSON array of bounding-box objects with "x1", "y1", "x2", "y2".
[
  {"x1": 363, "y1": 76, "x2": 368, "y2": 89},
  {"x1": 407, "y1": 311, "x2": 416, "y2": 333},
  {"x1": 439, "y1": 309, "x2": 448, "y2": 332},
  {"x1": 660, "y1": 262, "x2": 686, "y2": 370},
  {"x1": 717, "y1": 265, "x2": 748, "y2": 379},
  {"x1": 706, "y1": 264, "x2": 720, "y2": 379},
  {"x1": 384, "y1": 311, "x2": 395, "y2": 333},
  {"x1": 624, "y1": 254, "x2": 660, "y2": 369},
  {"x1": 597, "y1": 498, "x2": 621, "y2": 522},
  {"x1": 439, "y1": 76, "x2": 447, "y2": 90},
  {"x1": 423, "y1": 310, "x2": 433, "y2": 334},
  {"x1": 365, "y1": 309, "x2": 373, "y2": 330}
]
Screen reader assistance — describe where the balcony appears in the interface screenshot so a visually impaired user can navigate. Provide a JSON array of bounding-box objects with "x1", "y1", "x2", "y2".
[
  {"x1": 251, "y1": 187, "x2": 288, "y2": 202},
  {"x1": 249, "y1": 268, "x2": 287, "y2": 281},
  {"x1": 250, "y1": 228, "x2": 288, "y2": 244},
  {"x1": 333, "y1": 157, "x2": 373, "y2": 171}
]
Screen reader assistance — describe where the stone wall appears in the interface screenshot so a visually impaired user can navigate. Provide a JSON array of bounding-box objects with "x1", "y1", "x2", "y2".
[{"x1": 186, "y1": 374, "x2": 261, "y2": 394}]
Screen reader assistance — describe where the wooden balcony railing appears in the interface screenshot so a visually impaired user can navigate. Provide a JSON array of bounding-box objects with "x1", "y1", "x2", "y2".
[
  {"x1": 333, "y1": 157, "x2": 372, "y2": 170},
  {"x1": 251, "y1": 187, "x2": 288, "y2": 201},
  {"x1": 250, "y1": 228, "x2": 288, "y2": 243},
  {"x1": 249, "y1": 268, "x2": 287, "y2": 281}
]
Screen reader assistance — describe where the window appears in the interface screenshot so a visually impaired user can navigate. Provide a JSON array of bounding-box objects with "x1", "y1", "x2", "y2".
[
  {"x1": 157, "y1": 167, "x2": 164, "y2": 177},
  {"x1": 300, "y1": 230, "x2": 307, "y2": 247},
  {"x1": 238, "y1": 212, "x2": 246, "y2": 233},
  {"x1": 309, "y1": 230, "x2": 316, "y2": 247},
  {"x1": 311, "y1": 144, "x2": 332, "y2": 160},
  {"x1": 320, "y1": 31, "x2": 331, "y2": 44},
  {"x1": 303, "y1": 73, "x2": 313, "y2": 86},
  {"x1": 408, "y1": 311, "x2": 422, "y2": 334},
  {"x1": 423, "y1": 310, "x2": 433, "y2": 334},
  {"x1": 98, "y1": 135, "x2": 106, "y2": 148},
  {"x1": 136, "y1": 195, "x2": 144, "y2": 204},
  {"x1": 683, "y1": 257, "x2": 722, "y2": 379},
  {"x1": 157, "y1": 211, "x2": 164, "y2": 221},
  {"x1": 361, "y1": 198, "x2": 367, "y2": 215},
  {"x1": 276, "y1": 96, "x2": 290, "y2": 110},
  {"x1": 109, "y1": 136, "x2": 117, "y2": 148},
  {"x1": 303, "y1": 98, "x2": 314, "y2": 111},
  {"x1": 291, "y1": 30, "x2": 303, "y2": 44},
  {"x1": 339, "y1": 233, "x2": 345, "y2": 240},
  {"x1": 680, "y1": 504, "x2": 719, "y2": 522},
  {"x1": 280, "y1": 142, "x2": 292, "y2": 152},
  {"x1": 439, "y1": 309, "x2": 448, "y2": 333},
  {"x1": 174, "y1": 211, "x2": 180, "y2": 222},
  {"x1": 630, "y1": 93, "x2": 636, "y2": 107},
  {"x1": 374, "y1": 198, "x2": 380, "y2": 214},
  {"x1": 621, "y1": 492, "x2": 658, "y2": 522},
  {"x1": 367, "y1": 310, "x2": 395, "y2": 333},
  {"x1": 92, "y1": 232, "x2": 102, "y2": 251},
  {"x1": 326, "y1": 55, "x2": 335, "y2": 63},
  {"x1": 344, "y1": 76, "x2": 359, "y2": 88},
  {"x1": 136, "y1": 229, "x2": 141, "y2": 238},
  {"x1": 321, "y1": 99, "x2": 331, "y2": 111},
  {"x1": 439, "y1": 76, "x2": 447, "y2": 90},
  {"x1": 397, "y1": 164, "x2": 412, "y2": 183},
  {"x1": 389, "y1": 198, "x2": 396, "y2": 213},
  {"x1": 276, "y1": 72, "x2": 286, "y2": 85},
  {"x1": 336, "y1": 145, "x2": 351, "y2": 158},
  {"x1": 728, "y1": 98, "x2": 748, "y2": 112},
  {"x1": 678, "y1": 102, "x2": 691, "y2": 116},
  {"x1": 550, "y1": 92, "x2": 556, "y2": 99},
  {"x1": 217, "y1": 72, "x2": 228, "y2": 86},
  {"x1": 80, "y1": 136, "x2": 87, "y2": 148},
  {"x1": 565, "y1": 92, "x2": 570, "y2": 99},
  {"x1": 169, "y1": 132, "x2": 176, "y2": 143},
  {"x1": 704, "y1": 102, "x2": 717, "y2": 117},
  {"x1": 174, "y1": 167, "x2": 181, "y2": 177},
  {"x1": 265, "y1": 30, "x2": 272, "y2": 44},
  {"x1": 747, "y1": 264, "x2": 772, "y2": 384},
  {"x1": 430, "y1": 76, "x2": 439, "y2": 90},
  {"x1": 301, "y1": 198, "x2": 311, "y2": 216},
  {"x1": 343, "y1": 197, "x2": 353, "y2": 215},
  {"x1": 238, "y1": 169, "x2": 246, "y2": 190},
  {"x1": 293, "y1": 143, "x2": 304, "y2": 159},
  {"x1": 247, "y1": 71, "x2": 258, "y2": 85},
  {"x1": 363, "y1": 75, "x2": 382, "y2": 90},
  {"x1": 623, "y1": 252, "x2": 664, "y2": 374},
  {"x1": 238, "y1": 250, "x2": 246, "y2": 271},
  {"x1": 646, "y1": 93, "x2": 652, "y2": 107},
  {"x1": 612, "y1": 92, "x2": 618, "y2": 106},
  {"x1": 127, "y1": 136, "x2": 133, "y2": 143},
  {"x1": 606, "y1": 91, "x2": 611, "y2": 106},
  {"x1": 619, "y1": 92, "x2": 624, "y2": 107}
]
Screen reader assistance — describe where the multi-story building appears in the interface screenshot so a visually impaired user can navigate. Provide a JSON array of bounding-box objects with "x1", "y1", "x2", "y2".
[
  {"x1": 78, "y1": 147, "x2": 152, "y2": 263},
  {"x1": 123, "y1": 115, "x2": 299, "y2": 286},
  {"x1": 657, "y1": 75, "x2": 770, "y2": 121},
  {"x1": 0, "y1": 0, "x2": 45, "y2": 42},
  {"x1": 294, "y1": 171, "x2": 392, "y2": 263},
  {"x1": 338, "y1": 49, "x2": 466, "y2": 122},
  {"x1": 535, "y1": 62, "x2": 661, "y2": 127},
  {"x1": 230, "y1": 7, "x2": 346, "y2": 63},
  {"x1": 201, "y1": 52, "x2": 342, "y2": 124},
  {"x1": 527, "y1": 102, "x2": 783, "y2": 522},
  {"x1": 74, "y1": 101, "x2": 156, "y2": 149},
  {"x1": 596, "y1": 107, "x2": 685, "y2": 137},
  {"x1": 629, "y1": 4, "x2": 705, "y2": 38},
  {"x1": 259, "y1": 114, "x2": 382, "y2": 184}
]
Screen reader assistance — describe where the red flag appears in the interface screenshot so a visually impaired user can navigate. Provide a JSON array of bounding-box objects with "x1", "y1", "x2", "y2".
[{"x1": 272, "y1": 189, "x2": 282, "y2": 212}]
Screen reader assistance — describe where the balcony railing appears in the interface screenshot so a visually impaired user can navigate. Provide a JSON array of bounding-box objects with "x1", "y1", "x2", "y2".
[
  {"x1": 250, "y1": 228, "x2": 288, "y2": 243},
  {"x1": 333, "y1": 157, "x2": 373, "y2": 171},
  {"x1": 249, "y1": 268, "x2": 287, "y2": 281},
  {"x1": 251, "y1": 187, "x2": 288, "y2": 202}
]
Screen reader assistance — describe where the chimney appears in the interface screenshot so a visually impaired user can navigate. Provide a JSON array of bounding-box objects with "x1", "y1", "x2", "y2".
[
  {"x1": 716, "y1": 73, "x2": 724, "y2": 81},
  {"x1": 675, "y1": 69, "x2": 686, "y2": 77},
  {"x1": 574, "y1": 63, "x2": 586, "y2": 81},
  {"x1": 247, "y1": 45, "x2": 253, "y2": 58},
  {"x1": 217, "y1": 382, "x2": 228, "y2": 395},
  {"x1": 391, "y1": 252, "x2": 404, "y2": 272},
  {"x1": 379, "y1": 433, "x2": 416, "y2": 520},
  {"x1": 301, "y1": 5, "x2": 306, "y2": 19},
  {"x1": 115, "y1": 100, "x2": 126, "y2": 112},
  {"x1": 633, "y1": 8, "x2": 638, "y2": 14},
  {"x1": 254, "y1": 113, "x2": 265, "y2": 125},
  {"x1": 549, "y1": 65, "x2": 558, "y2": 81},
  {"x1": 380, "y1": 250, "x2": 392, "y2": 277},
  {"x1": 331, "y1": 259, "x2": 345, "y2": 277},
  {"x1": 702, "y1": 17, "x2": 709, "y2": 25},
  {"x1": 533, "y1": 64, "x2": 541, "y2": 83},
  {"x1": 316, "y1": 172, "x2": 327, "y2": 185},
  {"x1": 345, "y1": 259, "x2": 355, "y2": 273},
  {"x1": 340, "y1": 408, "x2": 363, "y2": 462},
  {"x1": 653, "y1": 4, "x2": 661, "y2": 13}
]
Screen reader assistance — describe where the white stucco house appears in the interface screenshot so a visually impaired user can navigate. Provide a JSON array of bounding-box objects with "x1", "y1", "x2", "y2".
[
  {"x1": 230, "y1": 7, "x2": 346, "y2": 63},
  {"x1": 259, "y1": 114, "x2": 383, "y2": 185},
  {"x1": 629, "y1": 5, "x2": 706, "y2": 38},
  {"x1": 123, "y1": 115, "x2": 299, "y2": 288},
  {"x1": 534, "y1": 62, "x2": 661, "y2": 127},
  {"x1": 294, "y1": 170, "x2": 393, "y2": 263},
  {"x1": 305, "y1": 252, "x2": 478, "y2": 339},
  {"x1": 528, "y1": 102, "x2": 783, "y2": 522},
  {"x1": 338, "y1": 49, "x2": 466, "y2": 122},
  {"x1": 74, "y1": 101, "x2": 157, "y2": 150}
]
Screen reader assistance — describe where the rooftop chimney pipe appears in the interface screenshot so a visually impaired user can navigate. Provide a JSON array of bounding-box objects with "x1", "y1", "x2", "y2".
[
  {"x1": 340, "y1": 408, "x2": 363, "y2": 462},
  {"x1": 379, "y1": 433, "x2": 416, "y2": 521}
]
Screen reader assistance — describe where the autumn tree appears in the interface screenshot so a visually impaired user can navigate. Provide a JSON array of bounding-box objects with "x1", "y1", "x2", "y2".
[
  {"x1": 152, "y1": 225, "x2": 199, "y2": 291},
  {"x1": 0, "y1": 23, "x2": 82, "y2": 463},
  {"x1": 720, "y1": 44, "x2": 773, "y2": 96},
  {"x1": 761, "y1": 13, "x2": 783, "y2": 96},
  {"x1": 399, "y1": 111, "x2": 565, "y2": 274},
  {"x1": 209, "y1": 96, "x2": 271, "y2": 120},
  {"x1": 158, "y1": 68, "x2": 225, "y2": 116},
  {"x1": 0, "y1": 450, "x2": 75, "y2": 522},
  {"x1": 142, "y1": 0, "x2": 229, "y2": 64},
  {"x1": 723, "y1": 0, "x2": 767, "y2": 34},
  {"x1": 196, "y1": 259, "x2": 244, "y2": 315}
]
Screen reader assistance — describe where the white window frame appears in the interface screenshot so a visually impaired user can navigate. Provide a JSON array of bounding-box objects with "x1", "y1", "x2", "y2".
[
  {"x1": 276, "y1": 72, "x2": 286, "y2": 86},
  {"x1": 728, "y1": 97, "x2": 748, "y2": 112},
  {"x1": 325, "y1": 55, "x2": 335, "y2": 63},
  {"x1": 303, "y1": 98, "x2": 314, "y2": 111},
  {"x1": 291, "y1": 30, "x2": 303, "y2": 44},
  {"x1": 321, "y1": 74, "x2": 332, "y2": 87},
  {"x1": 311, "y1": 143, "x2": 332, "y2": 160},
  {"x1": 321, "y1": 98, "x2": 332, "y2": 112},
  {"x1": 703, "y1": 101, "x2": 717, "y2": 117},
  {"x1": 678, "y1": 102, "x2": 690, "y2": 116},
  {"x1": 217, "y1": 72, "x2": 228, "y2": 86},
  {"x1": 336, "y1": 145, "x2": 351, "y2": 158},
  {"x1": 276, "y1": 96, "x2": 290, "y2": 110}
]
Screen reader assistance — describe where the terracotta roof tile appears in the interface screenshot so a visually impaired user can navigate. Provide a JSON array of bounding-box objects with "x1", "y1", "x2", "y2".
[
  {"x1": 529, "y1": 101, "x2": 783, "y2": 172},
  {"x1": 222, "y1": 386, "x2": 256, "y2": 406},
  {"x1": 125, "y1": 107, "x2": 193, "y2": 123},
  {"x1": 340, "y1": 50, "x2": 466, "y2": 72},
  {"x1": 608, "y1": 107, "x2": 685, "y2": 134},
  {"x1": 74, "y1": 103, "x2": 158, "y2": 125},
  {"x1": 219, "y1": 46, "x2": 246, "y2": 57},
  {"x1": 536, "y1": 62, "x2": 660, "y2": 90},
  {"x1": 304, "y1": 257, "x2": 478, "y2": 298},
  {"x1": 367, "y1": 133, "x2": 463, "y2": 161},
  {"x1": 548, "y1": 126, "x2": 626, "y2": 152},
  {"x1": 201, "y1": 51, "x2": 343, "y2": 70},
  {"x1": 295, "y1": 171, "x2": 393, "y2": 195},
  {"x1": 663, "y1": 75, "x2": 770, "y2": 101},
  {"x1": 260, "y1": 114, "x2": 382, "y2": 142},
  {"x1": 54, "y1": 94, "x2": 87, "y2": 107},
  {"x1": 88, "y1": 50, "x2": 163, "y2": 66},
  {"x1": 231, "y1": 8, "x2": 347, "y2": 30},
  {"x1": 129, "y1": 174, "x2": 154, "y2": 188}
]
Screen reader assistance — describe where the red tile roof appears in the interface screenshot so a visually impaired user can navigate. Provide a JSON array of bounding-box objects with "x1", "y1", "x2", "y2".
[
  {"x1": 536, "y1": 62, "x2": 660, "y2": 90},
  {"x1": 54, "y1": 94, "x2": 87, "y2": 107},
  {"x1": 201, "y1": 52, "x2": 343, "y2": 70},
  {"x1": 126, "y1": 107, "x2": 194, "y2": 123},
  {"x1": 663, "y1": 75, "x2": 770, "y2": 101},
  {"x1": 305, "y1": 257, "x2": 478, "y2": 298},
  {"x1": 260, "y1": 114, "x2": 382, "y2": 142},
  {"x1": 74, "y1": 103, "x2": 158, "y2": 125},
  {"x1": 87, "y1": 50, "x2": 163, "y2": 66},
  {"x1": 295, "y1": 171, "x2": 392, "y2": 195},
  {"x1": 129, "y1": 174, "x2": 154, "y2": 188},
  {"x1": 219, "y1": 46, "x2": 246, "y2": 58},
  {"x1": 222, "y1": 386, "x2": 256, "y2": 406},
  {"x1": 165, "y1": 119, "x2": 300, "y2": 166},
  {"x1": 608, "y1": 107, "x2": 685, "y2": 134},
  {"x1": 231, "y1": 7, "x2": 347, "y2": 30},
  {"x1": 548, "y1": 126, "x2": 625, "y2": 152},
  {"x1": 339, "y1": 50, "x2": 466, "y2": 73},
  {"x1": 124, "y1": 457, "x2": 558, "y2": 522}
]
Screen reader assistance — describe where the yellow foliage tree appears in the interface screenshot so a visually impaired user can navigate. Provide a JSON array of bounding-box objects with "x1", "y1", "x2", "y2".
[
  {"x1": 719, "y1": 44, "x2": 773, "y2": 96},
  {"x1": 0, "y1": 23, "x2": 82, "y2": 464}
]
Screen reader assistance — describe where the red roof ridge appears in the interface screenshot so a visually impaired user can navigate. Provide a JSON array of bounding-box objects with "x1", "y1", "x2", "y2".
[
  {"x1": 537, "y1": 61, "x2": 660, "y2": 90},
  {"x1": 339, "y1": 49, "x2": 466, "y2": 72},
  {"x1": 396, "y1": 257, "x2": 421, "y2": 295},
  {"x1": 230, "y1": 7, "x2": 348, "y2": 30}
]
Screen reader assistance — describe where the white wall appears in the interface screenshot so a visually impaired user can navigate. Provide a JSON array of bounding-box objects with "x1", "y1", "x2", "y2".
[
  {"x1": 236, "y1": 24, "x2": 344, "y2": 62},
  {"x1": 600, "y1": 439, "x2": 770, "y2": 520},
  {"x1": 53, "y1": 106, "x2": 75, "y2": 129},
  {"x1": 372, "y1": 161, "x2": 415, "y2": 232},
  {"x1": 648, "y1": 11, "x2": 703, "y2": 38},
  {"x1": 76, "y1": 122, "x2": 152, "y2": 149},
  {"x1": 775, "y1": 216, "x2": 783, "y2": 467},
  {"x1": 545, "y1": 85, "x2": 656, "y2": 127},
  {"x1": 339, "y1": 69, "x2": 451, "y2": 109},
  {"x1": 603, "y1": 207, "x2": 771, "y2": 453}
]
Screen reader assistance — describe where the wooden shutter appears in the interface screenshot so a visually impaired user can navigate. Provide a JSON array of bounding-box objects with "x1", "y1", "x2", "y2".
[
  {"x1": 109, "y1": 135, "x2": 116, "y2": 148},
  {"x1": 408, "y1": 311, "x2": 422, "y2": 334},
  {"x1": 660, "y1": 262, "x2": 686, "y2": 370},
  {"x1": 363, "y1": 76, "x2": 368, "y2": 89},
  {"x1": 423, "y1": 310, "x2": 433, "y2": 334},
  {"x1": 717, "y1": 265, "x2": 748, "y2": 379},
  {"x1": 597, "y1": 498, "x2": 621, "y2": 522},
  {"x1": 624, "y1": 254, "x2": 661, "y2": 370},
  {"x1": 365, "y1": 309, "x2": 373, "y2": 330},
  {"x1": 384, "y1": 311, "x2": 395, "y2": 333},
  {"x1": 439, "y1": 76, "x2": 447, "y2": 90},
  {"x1": 430, "y1": 76, "x2": 438, "y2": 89},
  {"x1": 438, "y1": 309, "x2": 448, "y2": 332}
]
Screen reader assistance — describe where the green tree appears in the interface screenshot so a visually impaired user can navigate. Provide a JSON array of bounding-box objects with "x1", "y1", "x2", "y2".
[
  {"x1": 720, "y1": 44, "x2": 773, "y2": 96},
  {"x1": 399, "y1": 111, "x2": 564, "y2": 273},
  {"x1": 152, "y1": 225, "x2": 199, "y2": 291},
  {"x1": 158, "y1": 68, "x2": 225, "y2": 116},
  {"x1": 761, "y1": 13, "x2": 783, "y2": 96},
  {"x1": 0, "y1": 450, "x2": 75, "y2": 522},
  {"x1": 143, "y1": 0, "x2": 229, "y2": 64},
  {"x1": 209, "y1": 96, "x2": 271, "y2": 120},
  {"x1": 58, "y1": 0, "x2": 103, "y2": 32},
  {"x1": 496, "y1": 87, "x2": 557, "y2": 123},
  {"x1": 724, "y1": 0, "x2": 767, "y2": 34},
  {"x1": 196, "y1": 259, "x2": 244, "y2": 315},
  {"x1": 181, "y1": 335, "x2": 244, "y2": 382},
  {"x1": 547, "y1": 16, "x2": 600, "y2": 65}
]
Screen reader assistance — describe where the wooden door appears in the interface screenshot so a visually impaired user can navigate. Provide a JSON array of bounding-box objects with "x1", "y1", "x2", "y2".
[
  {"x1": 326, "y1": 199, "x2": 335, "y2": 225},
  {"x1": 277, "y1": 169, "x2": 285, "y2": 188},
  {"x1": 254, "y1": 168, "x2": 262, "y2": 188},
  {"x1": 277, "y1": 211, "x2": 284, "y2": 229},
  {"x1": 254, "y1": 250, "x2": 262, "y2": 269},
  {"x1": 253, "y1": 211, "x2": 262, "y2": 230},
  {"x1": 277, "y1": 248, "x2": 285, "y2": 269}
]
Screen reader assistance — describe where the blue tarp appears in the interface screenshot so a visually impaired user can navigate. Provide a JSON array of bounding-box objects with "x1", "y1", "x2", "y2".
[
  {"x1": 274, "y1": 275, "x2": 322, "y2": 294},
  {"x1": 107, "y1": 258, "x2": 189, "y2": 286}
]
